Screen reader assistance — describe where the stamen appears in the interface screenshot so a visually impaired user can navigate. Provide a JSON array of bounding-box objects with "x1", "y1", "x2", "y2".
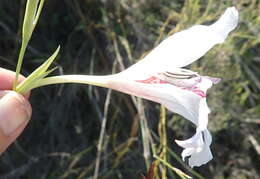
[
  {"x1": 163, "y1": 70, "x2": 199, "y2": 79},
  {"x1": 135, "y1": 69, "x2": 206, "y2": 98},
  {"x1": 159, "y1": 70, "x2": 201, "y2": 89}
]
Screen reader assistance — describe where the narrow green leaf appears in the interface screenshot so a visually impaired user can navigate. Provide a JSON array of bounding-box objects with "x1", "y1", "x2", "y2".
[
  {"x1": 32, "y1": 0, "x2": 45, "y2": 31},
  {"x1": 22, "y1": 0, "x2": 39, "y2": 42},
  {"x1": 16, "y1": 46, "x2": 60, "y2": 94}
]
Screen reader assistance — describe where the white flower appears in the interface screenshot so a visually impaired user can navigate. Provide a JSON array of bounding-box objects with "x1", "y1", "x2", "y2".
[
  {"x1": 107, "y1": 7, "x2": 238, "y2": 167},
  {"x1": 34, "y1": 6, "x2": 238, "y2": 168}
]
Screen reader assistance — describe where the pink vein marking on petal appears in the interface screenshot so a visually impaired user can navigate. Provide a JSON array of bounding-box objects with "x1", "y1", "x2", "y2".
[
  {"x1": 136, "y1": 76, "x2": 168, "y2": 84},
  {"x1": 192, "y1": 89, "x2": 206, "y2": 98},
  {"x1": 136, "y1": 76, "x2": 206, "y2": 98}
]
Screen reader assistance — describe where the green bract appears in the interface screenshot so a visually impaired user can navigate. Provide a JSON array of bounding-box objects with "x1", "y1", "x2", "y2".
[{"x1": 16, "y1": 46, "x2": 60, "y2": 94}]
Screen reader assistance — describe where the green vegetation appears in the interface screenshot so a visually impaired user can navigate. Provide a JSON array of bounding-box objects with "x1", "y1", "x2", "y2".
[{"x1": 0, "y1": 0, "x2": 259, "y2": 178}]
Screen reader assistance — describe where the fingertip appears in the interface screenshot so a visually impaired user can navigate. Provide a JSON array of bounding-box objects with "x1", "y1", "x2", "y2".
[{"x1": 0, "y1": 91, "x2": 31, "y2": 136}]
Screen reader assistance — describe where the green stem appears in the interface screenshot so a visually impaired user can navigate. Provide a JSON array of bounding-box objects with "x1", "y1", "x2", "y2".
[
  {"x1": 13, "y1": 40, "x2": 28, "y2": 90},
  {"x1": 154, "y1": 155, "x2": 191, "y2": 179},
  {"x1": 23, "y1": 74, "x2": 116, "y2": 92}
]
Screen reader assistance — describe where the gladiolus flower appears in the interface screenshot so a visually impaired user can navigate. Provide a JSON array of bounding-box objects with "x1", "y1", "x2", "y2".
[
  {"x1": 27, "y1": 7, "x2": 238, "y2": 167},
  {"x1": 107, "y1": 7, "x2": 238, "y2": 167}
]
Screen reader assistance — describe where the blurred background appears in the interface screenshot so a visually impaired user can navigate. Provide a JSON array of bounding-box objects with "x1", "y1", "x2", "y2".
[{"x1": 0, "y1": 0, "x2": 259, "y2": 178}]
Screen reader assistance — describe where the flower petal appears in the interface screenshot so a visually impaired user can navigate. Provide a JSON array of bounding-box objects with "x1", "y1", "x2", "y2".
[
  {"x1": 188, "y1": 142, "x2": 213, "y2": 168},
  {"x1": 147, "y1": 6, "x2": 238, "y2": 68},
  {"x1": 106, "y1": 8, "x2": 237, "y2": 168},
  {"x1": 187, "y1": 130, "x2": 213, "y2": 167},
  {"x1": 209, "y1": 7, "x2": 239, "y2": 43},
  {"x1": 176, "y1": 129, "x2": 213, "y2": 167},
  {"x1": 121, "y1": 7, "x2": 238, "y2": 80},
  {"x1": 175, "y1": 130, "x2": 204, "y2": 149},
  {"x1": 109, "y1": 74, "x2": 214, "y2": 127}
]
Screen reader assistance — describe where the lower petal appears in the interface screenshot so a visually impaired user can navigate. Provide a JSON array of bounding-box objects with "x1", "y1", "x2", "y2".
[
  {"x1": 175, "y1": 129, "x2": 213, "y2": 167},
  {"x1": 175, "y1": 130, "x2": 203, "y2": 149},
  {"x1": 188, "y1": 144, "x2": 213, "y2": 168}
]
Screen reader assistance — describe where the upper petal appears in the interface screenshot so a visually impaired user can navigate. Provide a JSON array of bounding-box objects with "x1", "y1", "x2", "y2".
[
  {"x1": 145, "y1": 6, "x2": 238, "y2": 68},
  {"x1": 209, "y1": 7, "x2": 239, "y2": 43},
  {"x1": 121, "y1": 7, "x2": 238, "y2": 79}
]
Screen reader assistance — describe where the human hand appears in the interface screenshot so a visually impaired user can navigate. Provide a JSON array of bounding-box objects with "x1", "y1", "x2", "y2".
[{"x1": 0, "y1": 67, "x2": 32, "y2": 154}]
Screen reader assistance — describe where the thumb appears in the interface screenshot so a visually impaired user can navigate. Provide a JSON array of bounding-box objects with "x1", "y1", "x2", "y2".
[{"x1": 0, "y1": 91, "x2": 32, "y2": 154}]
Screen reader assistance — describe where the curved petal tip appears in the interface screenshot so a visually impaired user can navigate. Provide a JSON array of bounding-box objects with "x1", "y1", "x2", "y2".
[
  {"x1": 210, "y1": 6, "x2": 239, "y2": 43},
  {"x1": 224, "y1": 6, "x2": 239, "y2": 30},
  {"x1": 227, "y1": 7, "x2": 239, "y2": 18},
  {"x1": 175, "y1": 130, "x2": 213, "y2": 167}
]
